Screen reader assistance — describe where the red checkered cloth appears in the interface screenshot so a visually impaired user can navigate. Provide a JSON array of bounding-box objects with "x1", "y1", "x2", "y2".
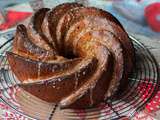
[
  {"x1": 145, "y1": 2, "x2": 160, "y2": 32},
  {"x1": 0, "y1": 11, "x2": 32, "y2": 30}
]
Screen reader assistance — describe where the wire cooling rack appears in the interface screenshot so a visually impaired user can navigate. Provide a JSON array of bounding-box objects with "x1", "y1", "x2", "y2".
[{"x1": 0, "y1": 30, "x2": 159, "y2": 120}]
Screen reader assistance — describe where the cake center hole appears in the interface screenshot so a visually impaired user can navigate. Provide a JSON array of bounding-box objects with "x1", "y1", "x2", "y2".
[{"x1": 60, "y1": 49, "x2": 78, "y2": 59}]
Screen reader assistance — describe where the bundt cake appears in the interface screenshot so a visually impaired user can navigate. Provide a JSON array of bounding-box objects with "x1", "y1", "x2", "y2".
[{"x1": 6, "y1": 3, "x2": 134, "y2": 108}]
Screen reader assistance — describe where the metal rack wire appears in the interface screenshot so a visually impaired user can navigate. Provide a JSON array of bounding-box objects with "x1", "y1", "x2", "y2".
[{"x1": 0, "y1": 31, "x2": 159, "y2": 120}]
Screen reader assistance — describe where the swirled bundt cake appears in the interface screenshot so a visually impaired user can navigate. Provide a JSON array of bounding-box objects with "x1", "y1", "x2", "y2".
[{"x1": 6, "y1": 3, "x2": 134, "y2": 108}]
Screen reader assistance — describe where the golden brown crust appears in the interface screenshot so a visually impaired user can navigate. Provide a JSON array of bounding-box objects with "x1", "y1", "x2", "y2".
[
  {"x1": 64, "y1": 12, "x2": 134, "y2": 92},
  {"x1": 41, "y1": 3, "x2": 83, "y2": 53},
  {"x1": 13, "y1": 24, "x2": 57, "y2": 60},
  {"x1": 67, "y1": 7, "x2": 134, "y2": 69},
  {"x1": 27, "y1": 8, "x2": 55, "y2": 51},
  {"x1": 7, "y1": 3, "x2": 135, "y2": 108},
  {"x1": 7, "y1": 52, "x2": 83, "y2": 82},
  {"x1": 19, "y1": 57, "x2": 97, "y2": 103},
  {"x1": 59, "y1": 44, "x2": 112, "y2": 108},
  {"x1": 75, "y1": 29, "x2": 124, "y2": 97}
]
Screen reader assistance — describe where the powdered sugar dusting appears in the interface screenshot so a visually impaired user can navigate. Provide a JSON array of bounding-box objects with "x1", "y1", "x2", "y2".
[
  {"x1": 74, "y1": 73, "x2": 79, "y2": 90},
  {"x1": 37, "y1": 62, "x2": 42, "y2": 78}
]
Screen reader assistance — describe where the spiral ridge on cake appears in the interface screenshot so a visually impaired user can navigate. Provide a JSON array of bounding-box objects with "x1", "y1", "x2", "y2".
[{"x1": 6, "y1": 3, "x2": 134, "y2": 108}]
